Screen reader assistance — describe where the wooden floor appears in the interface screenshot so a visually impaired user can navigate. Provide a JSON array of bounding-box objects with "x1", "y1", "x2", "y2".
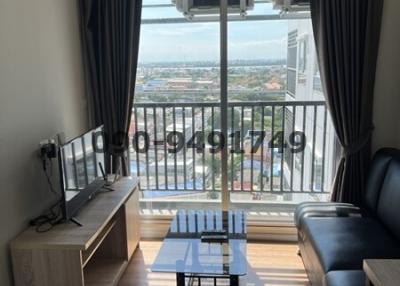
[{"x1": 118, "y1": 240, "x2": 309, "y2": 286}]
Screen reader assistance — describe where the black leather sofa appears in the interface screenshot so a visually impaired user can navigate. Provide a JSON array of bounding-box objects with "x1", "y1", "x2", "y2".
[{"x1": 295, "y1": 148, "x2": 400, "y2": 286}]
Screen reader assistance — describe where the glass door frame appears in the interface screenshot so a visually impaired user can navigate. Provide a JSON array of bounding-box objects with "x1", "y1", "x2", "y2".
[{"x1": 219, "y1": 0, "x2": 230, "y2": 211}]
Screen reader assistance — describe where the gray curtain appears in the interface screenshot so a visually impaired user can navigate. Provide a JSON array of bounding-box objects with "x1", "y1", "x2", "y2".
[
  {"x1": 311, "y1": 0, "x2": 383, "y2": 204},
  {"x1": 79, "y1": 0, "x2": 142, "y2": 175}
]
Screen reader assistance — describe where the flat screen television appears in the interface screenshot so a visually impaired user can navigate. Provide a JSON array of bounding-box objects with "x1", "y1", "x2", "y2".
[{"x1": 58, "y1": 125, "x2": 106, "y2": 221}]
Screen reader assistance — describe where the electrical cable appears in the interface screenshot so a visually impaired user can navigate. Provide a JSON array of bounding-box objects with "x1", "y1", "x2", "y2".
[
  {"x1": 30, "y1": 155, "x2": 63, "y2": 232},
  {"x1": 30, "y1": 200, "x2": 62, "y2": 233}
]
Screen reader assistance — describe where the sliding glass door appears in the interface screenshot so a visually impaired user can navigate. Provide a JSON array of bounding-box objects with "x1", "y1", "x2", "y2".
[
  {"x1": 226, "y1": 8, "x2": 334, "y2": 219},
  {"x1": 131, "y1": 0, "x2": 335, "y2": 222},
  {"x1": 133, "y1": 0, "x2": 223, "y2": 214}
]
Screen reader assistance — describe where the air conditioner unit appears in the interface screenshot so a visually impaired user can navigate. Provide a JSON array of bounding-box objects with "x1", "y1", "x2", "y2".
[
  {"x1": 173, "y1": 0, "x2": 254, "y2": 18},
  {"x1": 272, "y1": 0, "x2": 310, "y2": 12}
]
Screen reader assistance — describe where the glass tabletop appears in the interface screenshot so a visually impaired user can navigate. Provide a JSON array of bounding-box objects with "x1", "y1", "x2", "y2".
[{"x1": 152, "y1": 210, "x2": 247, "y2": 276}]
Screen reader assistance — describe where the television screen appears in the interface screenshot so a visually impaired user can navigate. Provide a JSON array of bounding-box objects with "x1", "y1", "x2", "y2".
[{"x1": 59, "y1": 126, "x2": 105, "y2": 220}]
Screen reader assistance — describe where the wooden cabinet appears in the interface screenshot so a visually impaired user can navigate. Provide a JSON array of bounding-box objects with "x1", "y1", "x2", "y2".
[
  {"x1": 124, "y1": 189, "x2": 140, "y2": 259},
  {"x1": 10, "y1": 177, "x2": 140, "y2": 286}
]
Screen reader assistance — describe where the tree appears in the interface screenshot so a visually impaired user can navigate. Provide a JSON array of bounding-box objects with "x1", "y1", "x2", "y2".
[{"x1": 207, "y1": 108, "x2": 241, "y2": 131}]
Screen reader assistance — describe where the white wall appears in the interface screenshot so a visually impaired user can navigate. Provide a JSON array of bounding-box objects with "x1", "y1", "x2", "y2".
[
  {"x1": 0, "y1": 1, "x2": 87, "y2": 285},
  {"x1": 372, "y1": 0, "x2": 400, "y2": 152}
]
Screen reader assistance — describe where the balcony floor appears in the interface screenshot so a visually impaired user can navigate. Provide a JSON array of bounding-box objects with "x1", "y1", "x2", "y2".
[{"x1": 118, "y1": 240, "x2": 309, "y2": 286}]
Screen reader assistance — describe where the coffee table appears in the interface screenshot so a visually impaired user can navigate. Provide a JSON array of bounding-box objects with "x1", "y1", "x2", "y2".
[{"x1": 152, "y1": 210, "x2": 247, "y2": 286}]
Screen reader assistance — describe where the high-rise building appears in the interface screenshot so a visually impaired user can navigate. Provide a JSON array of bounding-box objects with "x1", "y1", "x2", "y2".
[{"x1": 284, "y1": 20, "x2": 336, "y2": 201}]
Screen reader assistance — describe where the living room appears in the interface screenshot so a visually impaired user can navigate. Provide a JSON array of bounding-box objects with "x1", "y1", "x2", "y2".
[{"x1": 1, "y1": 0, "x2": 400, "y2": 285}]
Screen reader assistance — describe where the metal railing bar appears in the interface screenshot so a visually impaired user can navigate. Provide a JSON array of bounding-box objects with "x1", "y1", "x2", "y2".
[
  {"x1": 173, "y1": 106, "x2": 178, "y2": 189},
  {"x1": 240, "y1": 106, "x2": 244, "y2": 192},
  {"x1": 183, "y1": 107, "x2": 187, "y2": 190},
  {"x1": 144, "y1": 108, "x2": 150, "y2": 188},
  {"x1": 136, "y1": 90, "x2": 285, "y2": 97},
  {"x1": 228, "y1": 189, "x2": 330, "y2": 194},
  {"x1": 301, "y1": 105, "x2": 306, "y2": 192},
  {"x1": 250, "y1": 106, "x2": 255, "y2": 192},
  {"x1": 134, "y1": 108, "x2": 141, "y2": 181},
  {"x1": 211, "y1": 106, "x2": 216, "y2": 191},
  {"x1": 270, "y1": 106, "x2": 275, "y2": 192},
  {"x1": 153, "y1": 107, "x2": 159, "y2": 189},
  {"x1": 135, "y1": 102, "x2": 220, "y2": 108},
  {"x1": 260, "y1": 106, "x2": 265, "y2": 192},
  {"x1": 163, "y1": 107, "x2": 168, "y2": 190},
  {"x1": 311, "y1": 105, "x2": 317, "y2": 192},
  {"x1": 192, "y1": 107, "x2": 197, "y2": 190},
  {"x1": 202, "y1": 107, "x2": 206, "y2": 190},
  {"x1": 290, "y1": 106, "x2": 296, "y2": 192},
  {"x1": 227, "y1": 189, "x2": 330, "y2": 194},
  {"x1": 133, "y1": 100, "x2": 325, "y2": 108},
  {"x1": 230, "y1": 100, "x2": 325, "y2": 107},
  {"x1": 141, "y1": 189, "x2": 330, "y2": 194},
  {"x1": 230, "y1": 106, "x2": 235, "y2": 193}
]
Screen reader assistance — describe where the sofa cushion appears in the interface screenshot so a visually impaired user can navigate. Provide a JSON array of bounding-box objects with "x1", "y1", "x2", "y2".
[
  {"x1": 323, "y1": 270, "x2": 365, "y2": 286},
  {"x1": 377, "y1": 158, "x2": 400, "y2": 240},
  {"x1": 363, "y1": 148, "x2": 395, "y2": 212},
  {"x1": 303, "y1": 217, "x2": 400, "y2": 273},
  {"x1": 294, "y1": 202, "x2": 361, "y2": 229}
]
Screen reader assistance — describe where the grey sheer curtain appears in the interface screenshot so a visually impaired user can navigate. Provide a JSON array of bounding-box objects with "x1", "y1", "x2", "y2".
[
  {"x1": 311, "y1": 0, "x2": 383, "y2": 204},
  {"x1": 79, "y1": 0, "x2": 142, "y2": 175}
]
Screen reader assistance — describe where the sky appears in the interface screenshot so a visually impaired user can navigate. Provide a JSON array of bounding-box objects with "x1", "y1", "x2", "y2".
[{"x1": 138, "y1": 1, "x2": 291, "y2": 63}]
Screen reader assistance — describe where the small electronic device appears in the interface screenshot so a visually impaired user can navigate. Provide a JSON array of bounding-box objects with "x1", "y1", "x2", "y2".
[
  {"x1": 201, "y1": 229, "x2": 228, "y2": 243},
  {"x1": 39, "y1": 139, "x2": 57, "y2": 166},
  {"x1": 105, "y1": 155, "x2": 122, "y2": 186}
]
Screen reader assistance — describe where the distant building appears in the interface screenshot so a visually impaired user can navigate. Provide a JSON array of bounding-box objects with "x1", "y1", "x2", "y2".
[
  {"x1": 283, "y1": 20, "x2": 336, "y2": 197},
  {"x1": 144, "y1": 79, "x2": 167, "y2": 91},
  {"x1": 265, "y1": 82, "x2": 282, "y2": 90},
  {"x1": 196, "y1": 80, "x2": 213, "y2": 85},
  {"x1": 167, "y1": 78, "x2": 191, "y2": 89}
]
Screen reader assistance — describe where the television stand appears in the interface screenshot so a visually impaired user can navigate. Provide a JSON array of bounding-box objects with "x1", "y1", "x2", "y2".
[{"x1": 10, "y1": 177, "x2": 140, "y2": 286}]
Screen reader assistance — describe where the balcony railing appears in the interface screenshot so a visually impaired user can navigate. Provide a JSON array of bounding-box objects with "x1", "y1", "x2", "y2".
[{"x1": 131, "y1": 100, "x2": 331, "y2": 195}]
